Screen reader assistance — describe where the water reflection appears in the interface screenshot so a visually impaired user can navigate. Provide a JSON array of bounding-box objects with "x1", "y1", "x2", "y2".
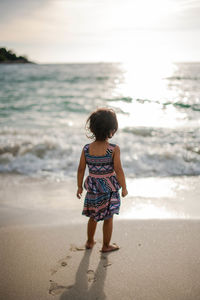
[
  {"x1": 110, "y1": 61, "x2": 190, "y2": 129},
  {"x1": 117, "y1": 60, "x2": 176, "y2": 101},
  {"x1": 119, "y1": 177, "x2": 188, "y2": 219},
  {"x1": 127, "y1": 177, "x2": 177, "y2": 198},
  {"x1": 120, "y1": 201, "x2": 181, "y2": 219}
]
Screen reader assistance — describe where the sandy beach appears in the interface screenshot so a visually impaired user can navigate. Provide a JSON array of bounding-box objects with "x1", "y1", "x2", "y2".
[
  {"x1": 1, "y1": 175, "x2": 200, "y2": 300},
  {"x1": 1, "y1": 220, "x2": 200, "y2": 300}
]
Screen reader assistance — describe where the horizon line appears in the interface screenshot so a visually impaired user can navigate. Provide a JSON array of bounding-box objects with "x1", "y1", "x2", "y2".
[{"x1": 34, "y1": 60, "x2": 200, "y2": 65}]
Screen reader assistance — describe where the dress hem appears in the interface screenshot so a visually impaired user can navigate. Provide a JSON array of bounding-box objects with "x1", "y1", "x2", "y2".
[{"x1": 82, "y1": 211, "x2": 119, "y2": 222}]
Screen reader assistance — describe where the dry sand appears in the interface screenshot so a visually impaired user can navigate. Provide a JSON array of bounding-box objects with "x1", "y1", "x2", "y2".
[{"x1": 1, "y1": 220, "x2": 200, "y2": 300}]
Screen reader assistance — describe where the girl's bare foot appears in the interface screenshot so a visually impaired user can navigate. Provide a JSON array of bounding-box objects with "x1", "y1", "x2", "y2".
[
  {"x1": 85, "y1": 240, "x2": 96, "y2": 249},
  {"x1": 101, "y1": 244, "x2": 120, "y2": 253}
]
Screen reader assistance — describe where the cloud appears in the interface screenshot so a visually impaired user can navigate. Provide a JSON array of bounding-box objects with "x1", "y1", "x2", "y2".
[
  {"x1": 172, "y1": 0, "x2": 200, "y2": 30},
  {"x1": 0, "y1": 0, "x2": 51, "y2": 23},
  {"x1": 1, "y1": 0, "x2": 200, "y2": 62},
  {"x1": 1, "y1": 0, "x2": 200, "y2": 31}
]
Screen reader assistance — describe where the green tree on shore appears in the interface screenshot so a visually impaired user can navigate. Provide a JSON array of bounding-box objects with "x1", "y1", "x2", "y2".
[{"x1": 0, "y1": 47, "x2": 33, "y2": 63}]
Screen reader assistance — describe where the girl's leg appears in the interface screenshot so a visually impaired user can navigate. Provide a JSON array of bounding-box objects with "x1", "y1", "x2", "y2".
[
  {"x1": 102, "y1": 216, "x2": 119, "y2": 252},
  {"x1": 86, "y1": 217, "x2": 97, "y2": 249}
]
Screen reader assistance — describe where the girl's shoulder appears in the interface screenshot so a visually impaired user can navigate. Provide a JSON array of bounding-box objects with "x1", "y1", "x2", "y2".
[
  {"x1": 108, "y1": 142, "x2": 117, "y2": 148},
  {"x1": 107, "y1": 143, "x2": 119, "y2": 156},
  {"x1": 83, "y1": 143, "x2": 90, "y2": 153},
  {"x1": 108, "y1": 143, "x2": 119, "y2": 151}
]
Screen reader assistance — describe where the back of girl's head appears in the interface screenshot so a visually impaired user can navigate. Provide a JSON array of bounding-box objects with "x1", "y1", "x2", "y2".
[{"x1": 86, "y1": 108, "x2": 118, "y2": 141}]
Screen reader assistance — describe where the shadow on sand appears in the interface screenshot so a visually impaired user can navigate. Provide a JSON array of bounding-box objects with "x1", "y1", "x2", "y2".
[{"x1": 60, "y1": 250, "x2": 109, "y2": 300}]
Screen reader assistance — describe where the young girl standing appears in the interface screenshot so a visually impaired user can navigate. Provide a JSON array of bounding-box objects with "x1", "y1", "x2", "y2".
[{"x1": 76, "y1": 108, "x2": 128, "y2": 253}]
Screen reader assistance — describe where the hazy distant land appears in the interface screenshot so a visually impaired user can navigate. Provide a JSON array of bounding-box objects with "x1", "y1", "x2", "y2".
[{"x1": 0, "y1": 47, "x2": 34, "y2": 64}]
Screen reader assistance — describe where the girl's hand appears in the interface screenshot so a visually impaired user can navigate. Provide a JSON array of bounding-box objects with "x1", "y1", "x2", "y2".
[
  {"x1": 76, "y1": 187, "x2": 83, "y2": 199},
  {"x1": 122, "y1": 188, "x2": 128, "y2": 198}
]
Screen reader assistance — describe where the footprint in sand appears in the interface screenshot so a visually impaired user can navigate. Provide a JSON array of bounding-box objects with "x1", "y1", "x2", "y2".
[
  {"x1": 70, "y1": 244, "x2": 85, "y2": 252},
  {"x1": 50, "y1": 243, "x2": 86, "y2": 277},
  {"x1": 103, "y1": 262, "x2": 112, "y2": 268},
  {"x1": 101, "y1": 255, "x2": 112, "y2": 268},
  {"x1": 49, "y1": 280, "x2": 73, "y2": 295},
  {"x1": 50, "y1": 268, "x2": 58, "y2": 276},
  {"x1": 58, "y1": 255, "x2": 71, "y2": 267},
  {"x1": 50, "y1": 255, "x2": 72, "y2": 275},
  {"x1": 87, "y1": 270, "x2": 96, "y2": 283}
]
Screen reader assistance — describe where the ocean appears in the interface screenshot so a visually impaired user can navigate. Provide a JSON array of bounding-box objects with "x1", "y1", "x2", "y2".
[{"x1": 0, "y1": 62, "x2": 200, "y2": 181}]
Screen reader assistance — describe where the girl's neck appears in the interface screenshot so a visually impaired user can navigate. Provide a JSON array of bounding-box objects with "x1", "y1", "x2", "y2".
[
  {"x1": 94, "y1": 139, "x2": 108, "y2": 144},
  {"x1": 89, "y1": 139, "x2": 109, "y2": 156}
]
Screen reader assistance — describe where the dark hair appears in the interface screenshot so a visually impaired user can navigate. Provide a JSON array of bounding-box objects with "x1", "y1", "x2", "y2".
[{"x1": 86, "y1": 108, "x2": 118, "y2": 141}]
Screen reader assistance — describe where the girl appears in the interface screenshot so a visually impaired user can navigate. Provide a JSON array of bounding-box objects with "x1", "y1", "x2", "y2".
[{"x1": 76, "y1": 108, "x2": 128, "y2": 253}]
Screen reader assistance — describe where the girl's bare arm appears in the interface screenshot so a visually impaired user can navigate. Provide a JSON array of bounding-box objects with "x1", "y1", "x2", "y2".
[
  {"x1": 113, "y1": 146, "x2": 128, "y2": 197},
  {"x1": 76, "y1": 149, "x2": 86, "y2": 198}
]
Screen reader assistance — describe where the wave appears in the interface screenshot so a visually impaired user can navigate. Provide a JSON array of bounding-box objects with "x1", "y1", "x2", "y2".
[
  {"x1": 136, "y1": 98, "x2": 200, "y2": 111},
  {"x1": 166, "y1": 76, "x2": 200, "y2": 81},
  {"x1": 0, "y1": 142, "x2": 57, "y2": 158},
  {"x1": 0, "y1": 140, "x2": 77, "y2": 178},
  {"x1": 1, "y1": 134, "x2": 200, "y2": 178},
  {"x1": 1, "y1": 151, "x2": 200, "y2": 178},
  {"x1": 122, "y1": 147, "x2": 200, "y2": 177},
  {"x1": 123, "y1": 127, "x2": 156, "y2": 137},
  {"x1": 62, "y1": 101, "x2": 89, "y2": 113},
  {"x1": 107, "y1": 97, "x2": 132, "y2": 102},
  {"x1": 166, "y1": 102, "x2": 200, "y2": 111},
  {"x1": 1, "y1": 75, "x2": 111, "y2": 84},
  {"x1": 110, "y1": 97, "x2": 200, "y2": 112}
]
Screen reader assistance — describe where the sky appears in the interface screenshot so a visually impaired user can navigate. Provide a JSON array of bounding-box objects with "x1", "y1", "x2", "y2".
[{"x1": 1, "y1": 0, "x2": 200, "y2": 63}]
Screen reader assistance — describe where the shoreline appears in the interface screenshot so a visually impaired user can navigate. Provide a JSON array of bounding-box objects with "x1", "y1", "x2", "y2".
[{"x1": 1, "y1": 174, "x2": 200, "y2": 228}]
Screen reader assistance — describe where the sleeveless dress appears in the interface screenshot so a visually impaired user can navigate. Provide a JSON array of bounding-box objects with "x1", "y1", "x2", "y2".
[{"x1": 82, "y1": 143, "x2": 121, "y2": 222}]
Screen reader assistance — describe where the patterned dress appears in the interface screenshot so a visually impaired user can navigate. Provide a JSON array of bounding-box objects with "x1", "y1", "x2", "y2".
[{"x1": 82, "y1": 143, "x2": 121, "y2": 222}]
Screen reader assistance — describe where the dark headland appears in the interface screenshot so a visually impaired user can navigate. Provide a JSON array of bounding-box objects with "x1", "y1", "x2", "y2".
[{"x1": 0, "y1": 47, "x2": 34, "y2": 64}]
